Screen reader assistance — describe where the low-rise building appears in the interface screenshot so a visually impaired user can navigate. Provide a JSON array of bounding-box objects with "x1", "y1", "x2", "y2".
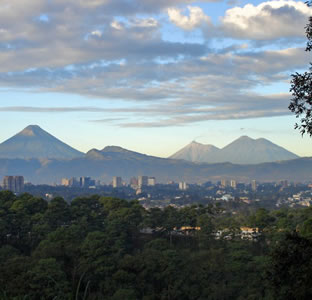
[{"x1": 240, "y1": 227, "x2": 260, "y2": 240}]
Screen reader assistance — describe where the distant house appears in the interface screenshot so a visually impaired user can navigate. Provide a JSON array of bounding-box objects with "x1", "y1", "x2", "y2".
[
  {"x1": 221, "y1": 194, "x2": 234, "y2": 201},
  {"x1": 179, "y1": 226, "x2": 201, "y2": 235},
  {"x1": 240, "y1": 227, "x2": 260, "y2": 240},
  {"x1": 240, "y1": 197, "x2": 251, "y2": 204},
  {"x1": 141, "y1": 225, "x2": 260, "y2": 240},
  {"x1": 215, "y1": 227, "x2": 260, "y2": 240}
]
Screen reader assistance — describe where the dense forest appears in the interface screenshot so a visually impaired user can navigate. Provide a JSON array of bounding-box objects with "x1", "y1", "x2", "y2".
[{"x1": 1, "y1": 191, "x2": 312, "y2": 299}]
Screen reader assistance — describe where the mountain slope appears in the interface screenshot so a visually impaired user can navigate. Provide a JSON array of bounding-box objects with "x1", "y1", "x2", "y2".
[
  {"x1": 0, "y1": 155, "x2": 310, "y2": 185},
  {"x1": 86, "y1": 146, "x2": 158, "y2": 161},
  {"x1": 170, "y1": 141, "x2": 220, "y2": 163},
  {"x1": 169, "y1": 136, "x2": 299, "y2": 164},
  {"x1": 218, "y1": 136, "x2": 299, "y2": 164},
  {"x1": 0, "y1": 125, "x2": 84, "y2": 160}
]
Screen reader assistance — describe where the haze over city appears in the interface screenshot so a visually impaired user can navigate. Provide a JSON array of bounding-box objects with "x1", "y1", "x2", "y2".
[{"x1": 0, "y1": 0, "x2": 311, "y2": 157}]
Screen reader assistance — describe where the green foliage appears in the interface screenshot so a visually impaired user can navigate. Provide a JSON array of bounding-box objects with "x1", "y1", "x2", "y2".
[
  {"x1": 268, "y1": 232, "x2": 312, "y2": 299},
  {"x1": 27, "y1": 258, "x2": 70, "y2": 299},
  {"x1": 2, "y1": 193, "x2": 312, "y2": 299},
  {"x1": 289, "y1": 1, "x2": 312, "y2": 136},
  {"x1": 0, "y1": 191, "x2": 16, "y2": 210},
  {"x1": 44, "y1": 197, "x2": 70, "y2": 230}
]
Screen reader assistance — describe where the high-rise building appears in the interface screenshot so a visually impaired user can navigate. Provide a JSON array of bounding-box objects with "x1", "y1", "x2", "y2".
[
  {"x1": 148, "y1": 177, "x2": 156, "y2": 186},
  {"x1": 61, "y1": 178, "x2": 70, "y2": 186},
  {"x1": 69, "y1": 177, "x2": 79, "y2": 187},
  {"x1": 3, "y1": 176, "x2": 24, "y2": 193},
  {"x1": 80, "y1": 177, "x2": 92, "y2": 188},
  {"x1": 221, "y1": 179, "x2": 229, "y2": 188},
  {"x1": 129, "y1": 177, "x2": 138, "y2": 189},
  {"x1": 113, "y1": 176, "x2": 122, "y2": 188},
  {"x1": 280, "y1": 180, "x2": 288, "y2": 188},
  {"x1": 251, "y1": 180, "x2": 257, "y2": 191},
  {"x1": 3, "y1": 176, "x2": 14, "y2": 191},
  {"x1": 230, "y1": 180, "x2": 237, "y2": 189},
  {"x1": 138, "y1": 176, "x2": 148, "y2": 188},
  {"x1": 14, "y1": 176, "x2": 24, "y2": 193},
  {"x1": 179, "y1": 182, "x2": 188, "y2": 190}
]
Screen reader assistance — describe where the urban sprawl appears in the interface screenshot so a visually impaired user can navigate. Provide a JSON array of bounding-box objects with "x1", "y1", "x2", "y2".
[{"x1": 2, "y1": 175, "x2": 312, "y2": 210}]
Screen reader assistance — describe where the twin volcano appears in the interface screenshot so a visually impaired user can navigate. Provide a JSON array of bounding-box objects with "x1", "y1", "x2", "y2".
[
  {"x1": 170, "y1": 136, "x2": 299, "y2": 164},
  {"x1": 0, "y1": 125, "x2": 83, "y2": 160}
]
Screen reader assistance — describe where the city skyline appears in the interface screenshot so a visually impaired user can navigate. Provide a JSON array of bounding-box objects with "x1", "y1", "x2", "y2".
[{"x1": 0, "y1": 0, "x2": 312, "y2": 157}]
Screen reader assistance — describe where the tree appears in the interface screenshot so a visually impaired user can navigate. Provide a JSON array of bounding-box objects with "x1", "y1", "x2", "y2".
[
  {"x1": 80, "y1": 231, "x2": 124, "y2": 297},
  {"x1": 289, "y1": 1, "x2": 312, "y2": 136},
  {"x1": 268, "y1": 232, "x2": 312, "y2": 299},
  {"x1": 34, "y1": 224, "x2": 85, "y2": 291},
  {"x1": 27, "y1": 258, "x2": 70, "y2": 299},
  {"x1": 44, "y1": 197, "x2": 71, "y2": 230}
]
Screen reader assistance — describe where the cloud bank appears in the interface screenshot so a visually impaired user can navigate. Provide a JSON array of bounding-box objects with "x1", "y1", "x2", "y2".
[{"x1": 0, "y1": 0, "x2": 311, "y2": 127}]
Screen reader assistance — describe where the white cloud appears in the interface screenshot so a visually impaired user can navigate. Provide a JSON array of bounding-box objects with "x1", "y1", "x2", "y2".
[
  {"x1": 131, "y1": 18, "x2": 158, "y2": 28},
  {"x1": 91, "y1": 30, "x2": 102, "y2": 37},
  {"x1": 168, "y1": 6, "x2": 211, "y2": 30},
  {"x1": 0, "y1": 0, "x2": 310, "y2": 127},
  {"x1": 111, "y1": 20, "x2": 123, "y2": 30},
  {"x1": 1, "y1": 44, "x2": 307, "y2": 127},
  {"x1": 221, "y1": 0, "x2": 312, "y2": 40}
]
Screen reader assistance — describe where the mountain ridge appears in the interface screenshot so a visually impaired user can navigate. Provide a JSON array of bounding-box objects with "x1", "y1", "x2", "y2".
[
  {"x1": 0, "y1": 125, "x2": 301, "y2": 165},
  {"x1": 0, "y1": 155, "x2": 310, "y2": 185},
  {"x1": 0, "y1": 125, "x2": 309, "y2": 184},
  {"x1": 170, "y1": 136, "x2": 299, "y2": 164}
]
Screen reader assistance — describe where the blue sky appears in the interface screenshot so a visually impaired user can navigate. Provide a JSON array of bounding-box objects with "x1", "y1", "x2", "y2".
[{"x1": 0, "y1": 0, "x2": 311, "y2": 157}]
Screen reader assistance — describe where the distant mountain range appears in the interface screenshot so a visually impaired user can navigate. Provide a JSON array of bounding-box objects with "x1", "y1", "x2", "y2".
[
  {"x1": 0, "y1": 150, "x2": 311, "y2": 185},
  {"x1": 170, "y1": 136, "x2": 299, "y2": 164},
  {"x1": 0, "y1": 125, "x2": 310, "y2": 184},
  {"x1": 0, "y1": 125, "x2": 83, "y2": 160}
]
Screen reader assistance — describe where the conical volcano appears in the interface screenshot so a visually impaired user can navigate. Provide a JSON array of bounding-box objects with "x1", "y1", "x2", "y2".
[
  {"x1": 170, "y1": 141, "x2": 220, "y2": 162},
  {"x1": 218, "y1": 136, "x2": 299, "y2": 164},
  {"x1": 0, "y1": 125, "x2": 84, "y2": 159}
]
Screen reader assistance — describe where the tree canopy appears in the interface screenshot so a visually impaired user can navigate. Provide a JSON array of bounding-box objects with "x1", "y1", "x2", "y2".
[
  {"x1": 289, "y1": 1, "x2": 312, "y2": 136},
  {"x1": 1, "y1": 191, "x2": 312, "y2": 299}
]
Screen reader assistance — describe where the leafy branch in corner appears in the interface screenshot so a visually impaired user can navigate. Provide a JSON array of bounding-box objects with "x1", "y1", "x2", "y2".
[{"x1": 289, "y1": 1, "x2": 312, "y2": 136}]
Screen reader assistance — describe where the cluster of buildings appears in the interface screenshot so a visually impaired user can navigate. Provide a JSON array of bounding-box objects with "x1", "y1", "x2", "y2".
[
  {"x1": 3, "y1": 173, "x2": 311, "y2": 210},
  {"x1": 142, "y1": 225, "x2": 260, "y2": 241},
  {"x1": 280, "y1": 191, "x2": 312, "y2": 207},
  {"x1": 112, "y1": 176, "x2": 189, "y2": 191},
  {"x1": 61, "y1": 177, "x2": 96, "y2": 188},
  {"x1": 113, "y1": 176, "x2": 156, "y2": 188},
  {"x1": 220, "y1": 179, "x2": 257, "y2": 191},
  {"x1": 215, "y1": 227, "x2": 261, "y2": 241},
  {"x1": 1, "y1": 176, "x2": 24, "y2": 193},
  {"x1": 56, "y1": 175, "x2": 260, "y2": 193}
]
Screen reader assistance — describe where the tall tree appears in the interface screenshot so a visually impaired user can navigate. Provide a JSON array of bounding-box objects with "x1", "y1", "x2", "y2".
[{"x1": 289, "y1": 1, "x2": 312, "y2": 135}]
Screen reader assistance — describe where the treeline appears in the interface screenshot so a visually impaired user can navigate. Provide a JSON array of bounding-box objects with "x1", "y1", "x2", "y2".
[{"x1": 1, "y1": 191, "x2": 312, "y2": 299}]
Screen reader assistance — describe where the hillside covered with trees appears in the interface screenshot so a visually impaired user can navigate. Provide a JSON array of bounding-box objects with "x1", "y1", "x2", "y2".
[{"x1": 1, "y1": 192, "x2": 312, "y2": 299}]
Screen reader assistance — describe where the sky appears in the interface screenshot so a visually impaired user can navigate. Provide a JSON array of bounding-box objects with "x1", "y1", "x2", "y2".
[{"x1": 0, "y1": 0, "x2": 311, "y2": 157}]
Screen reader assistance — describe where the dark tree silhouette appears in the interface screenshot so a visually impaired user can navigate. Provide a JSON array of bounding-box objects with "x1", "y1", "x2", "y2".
[
  {"x1": 268, "y1": 232, "x2": 312, "y2": 300},
  {"x1": 289, "y1": 1, "x2": 312, "y2": 136}
]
